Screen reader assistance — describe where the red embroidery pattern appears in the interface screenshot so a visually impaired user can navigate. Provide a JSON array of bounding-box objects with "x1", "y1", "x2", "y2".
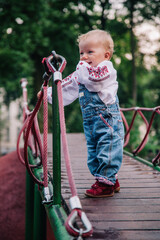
[
  {"x1": 62, "y1": 72, "x2": 78, "y2": 88},
  {"x1": 63, "y1": 72, "x2": 74, "y2": 82},
  {"x1": 77, "y1": 61, "x2": 84, "y2": 70},
  {"x1": 87, "y1": 66, "x2": 109, "y2": 79},
  {"x1": 89, "y1": 74, "x2": 110, "y2": 82}
]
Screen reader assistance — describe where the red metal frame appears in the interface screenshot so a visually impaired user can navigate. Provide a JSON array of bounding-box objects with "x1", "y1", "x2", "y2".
[{"x1": 121, "y1": 106, "x2": 160, "y2": 166}]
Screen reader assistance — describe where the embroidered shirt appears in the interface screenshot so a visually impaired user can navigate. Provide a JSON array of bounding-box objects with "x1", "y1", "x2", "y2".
[{"x1": 47, "y1": 60, "x2": 118, "y2": 106}]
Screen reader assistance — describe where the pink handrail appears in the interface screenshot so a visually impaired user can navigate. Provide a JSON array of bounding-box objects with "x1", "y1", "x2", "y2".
[{"x1": 120, "y1": 106, "x2": 160, "y2": 166}]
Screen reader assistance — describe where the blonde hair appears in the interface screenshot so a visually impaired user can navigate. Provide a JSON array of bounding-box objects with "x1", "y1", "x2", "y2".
[{"x1": 77, "y1": 29, "x2": 114, "y2": 58}]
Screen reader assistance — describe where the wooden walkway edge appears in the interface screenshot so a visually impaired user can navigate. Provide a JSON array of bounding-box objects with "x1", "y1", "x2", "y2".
[{"x1": 48, "y1": 133, "x2": 160, "y2": 240}]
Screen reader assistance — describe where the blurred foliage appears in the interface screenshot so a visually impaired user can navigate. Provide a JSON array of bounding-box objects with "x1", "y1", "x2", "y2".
[{"x1": 0, "y1": 0, "x2": 160, "y2": 158}]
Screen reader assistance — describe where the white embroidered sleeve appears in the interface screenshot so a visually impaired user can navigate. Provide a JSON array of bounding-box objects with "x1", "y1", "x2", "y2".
[
  {"x1": 76, "y1": 61, "x2": 118, "y2": 93},
  {"x1": 61, "y1": 72, "x2": 79, "y2": 106},
  {"x1": 47, "y1": 72, "x2": 79, "y2": 106}
]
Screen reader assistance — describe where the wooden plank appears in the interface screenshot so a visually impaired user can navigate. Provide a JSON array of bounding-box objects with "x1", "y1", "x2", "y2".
[
  {"x1": 79, "y1": 198, "x2": 160, "y2": 207},
  {"x1": 90, "y1": 230, "x2": 160, "y2": 240},
  {"x1": 86, "y1": 212, "x2": 160, "y2": 221},
  {"x1": 84, "y1": 205, "x2": 160, "y2": 213},
  {"x1": 63, "y1": 191, "x2": 160, "y2": 199},
  {"x1": 47, "y1": 133, "x2": 160, "y2": 240},
  {"x1": 119, "y1": 231, "x2": 160, "y2": 240},
  {"x1": 91, "y1": 221, "x2": 160, "y2": 230}
]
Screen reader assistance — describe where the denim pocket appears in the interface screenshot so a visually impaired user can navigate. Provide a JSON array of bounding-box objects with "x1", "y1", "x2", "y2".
[
  {"x1": 99, "y1": 113, "x2": 113, "y2": 129},
  {"x1": 99, "y1": 111, "x2": 124, "y2": 141}
]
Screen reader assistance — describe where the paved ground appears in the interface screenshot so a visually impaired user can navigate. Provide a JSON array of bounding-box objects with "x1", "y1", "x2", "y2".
[
  {"x1": 0, "y1": 150, "x2": 25, "y2": 240},
  {"x1": 0, "y1": 150, "x2": 54, "y2": 240}
]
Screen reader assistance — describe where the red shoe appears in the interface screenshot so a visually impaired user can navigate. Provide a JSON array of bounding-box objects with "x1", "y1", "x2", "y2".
[
  {"x1": 114, "y1": 179, "x2": 120, "y2": 193},
  {"x1": 85, "y1": 181, "x2": 114, "y2": 198}
]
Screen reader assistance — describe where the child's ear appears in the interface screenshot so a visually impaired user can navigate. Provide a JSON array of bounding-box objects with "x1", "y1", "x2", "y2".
[{"x1": 105, "y1": 51, "x2": 111, "y2": 60}]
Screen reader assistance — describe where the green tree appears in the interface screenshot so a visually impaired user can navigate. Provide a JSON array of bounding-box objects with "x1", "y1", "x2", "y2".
[
  {"x1": 122, "y1": 0, "x2": 160, "y2": 105},
  {"x1": 0, "y1": 0, "x2": 159, "y2": 137}
]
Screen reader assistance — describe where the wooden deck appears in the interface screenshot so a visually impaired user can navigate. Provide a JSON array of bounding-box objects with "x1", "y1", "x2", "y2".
[{"x1": 48, "y1": 133, "x2": 160, "y2": 240}]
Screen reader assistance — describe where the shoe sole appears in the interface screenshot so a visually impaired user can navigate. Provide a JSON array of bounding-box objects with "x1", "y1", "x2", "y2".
[
  {"x1": 85, "y1": 192, "x2": 114, "y2": 198},
  {"x1": 114, "y1": 187, "x2": 120, "y2": 193}
]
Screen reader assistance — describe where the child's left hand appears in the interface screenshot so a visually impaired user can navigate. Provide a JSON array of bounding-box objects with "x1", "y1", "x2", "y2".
[{"x1": 37, "y1": 91, "x2": 41, "y2": 98}]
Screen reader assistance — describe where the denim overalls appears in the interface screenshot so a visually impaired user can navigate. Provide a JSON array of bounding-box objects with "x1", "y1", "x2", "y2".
[{"x1": 79, "y1": 84, "x2": 124, "y2": 185}]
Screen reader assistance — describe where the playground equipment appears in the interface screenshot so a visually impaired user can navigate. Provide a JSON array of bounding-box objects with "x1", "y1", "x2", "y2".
[
  {"x1": 17, "y1": 51, "x2": 160, "y2": 239},
  {"x1": 17, "y1": 51, "x2": 93, "y2": 239},
  {"x1": 121, "y1": 106, "x2": 160, "y2": 165}
]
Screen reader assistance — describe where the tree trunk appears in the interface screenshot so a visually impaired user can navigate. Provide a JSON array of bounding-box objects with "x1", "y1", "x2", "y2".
[
  {"x1": 130, "y1": 28, "x2": 137, "y2": 105},
  {"x1": 130, "y1": 2, "x2": 137, "y2": 106}
]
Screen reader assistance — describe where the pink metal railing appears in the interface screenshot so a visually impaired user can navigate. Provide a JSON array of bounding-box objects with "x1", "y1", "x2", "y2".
[{"x1": 120, "y1": 106, "x2": 160, "y2": 166}]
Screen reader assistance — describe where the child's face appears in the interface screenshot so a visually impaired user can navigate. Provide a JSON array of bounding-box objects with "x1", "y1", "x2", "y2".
[{"x1": 79, "y1": 36, "x2": 110, "y2": 67}]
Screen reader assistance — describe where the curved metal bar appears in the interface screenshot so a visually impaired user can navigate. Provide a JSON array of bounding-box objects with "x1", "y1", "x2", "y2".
[
  {"x1": 65, "y1": 209, "x2": 93, "y2": 238},
  {"x1": 17, "y1": 117, "x2": 30, "y2": 165},
  {"x1": 133, "y1": 110, "x2": 157, "y2": 155},
  {"x1": 121, "y1": 106, "x2": 160, "y2": 163},
  {"x1": 132, "y1": 110, "x2": 149, "y2": 155},
  {"x1": 120, "y1": 110, "x2": 130, "y2": 147},
  {"x1": 124, "y1": 110, "x2": 138, "y2": 142},
  {"x1": 17, "y1": 114, "x2": 42, "y2": 168},
  {"x1": 24, "y1": 91, "x2": 44, "y2": 186}
]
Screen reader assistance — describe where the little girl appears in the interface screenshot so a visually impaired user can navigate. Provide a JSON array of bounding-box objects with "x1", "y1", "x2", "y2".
[{"x1": 47, "y1": 29, "x2": 124, "y2": 197}]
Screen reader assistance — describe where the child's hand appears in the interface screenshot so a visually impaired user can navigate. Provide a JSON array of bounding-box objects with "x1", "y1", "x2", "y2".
[{"x1": 37, "y1": 91, "x2": 41, "y2": 98}]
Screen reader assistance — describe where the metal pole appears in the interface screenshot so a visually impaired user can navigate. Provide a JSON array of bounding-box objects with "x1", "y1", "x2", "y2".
[
  {"x1": 27, "y1": 148, "x2": 70, "y2": 240},
  {"x1": 25, "y1": 170, "x2": 34, "y2": 240},
  {"x1": 33, "y1": 184, "x2": 46, "y2": 240},
  {"x1": 52, "y1": 75, "x2": 61, "y2": 205}
]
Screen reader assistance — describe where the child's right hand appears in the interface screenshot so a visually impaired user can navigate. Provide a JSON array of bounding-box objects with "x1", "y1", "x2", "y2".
[{"x1": 37, "y1": 91, "x2": 41, "y2": 98}]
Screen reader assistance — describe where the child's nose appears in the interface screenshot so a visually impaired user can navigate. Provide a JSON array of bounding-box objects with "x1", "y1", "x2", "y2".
[{"x1": 81, "y1": 53, "x2": 88, "y2": 60}]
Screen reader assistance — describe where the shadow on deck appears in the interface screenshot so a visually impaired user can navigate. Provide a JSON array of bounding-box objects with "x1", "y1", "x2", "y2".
[{"x1": 48, "y1": 133, "x2": 160, "y2": 240}]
